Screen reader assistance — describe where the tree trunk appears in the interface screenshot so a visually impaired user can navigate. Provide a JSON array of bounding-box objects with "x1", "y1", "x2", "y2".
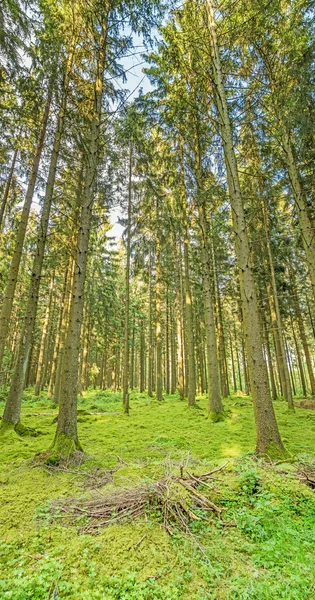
[
  {"x1": 263, "y1": 197, "x2": 293, "y2": 408},
  {"x1": 122, "y1": 144, "x2": 132, "y2": 413},
  {"x1": 34, "y1": 272, "x2": 55, "y2": 396},
  {"x1": 0, "y1": 90, "x2": 52, "y2": 371},
  {"x1": 0, "y1": 145, "x2": 19, "y2": 230},
  {"x1": 147, "y1": 248, "x2": 154, "y2": 396},
  {"x1": 155, "y1": 208, "x2": 163, "y2": 401},
  {"x1": 291, "y1": 314, "x2": 307, "y2": 397},
  {"x1": 1, "y1": 57, "x2": 71, "y2": 432},
  {"x1": 180, "y1": 183, "x2": 196, "y2": 407},
  {"x1": 47, "y1": 260, "x2": 71, "y2": 399},
  {"x1": 206, "y1": 0, "x2": 286, "y2": 456},
  {"x1": 53, "y1": 15, "x2": 109, "y2": 455},
  {"x1": 282, "y1": 131, "x2": 315, "y2": 301}
]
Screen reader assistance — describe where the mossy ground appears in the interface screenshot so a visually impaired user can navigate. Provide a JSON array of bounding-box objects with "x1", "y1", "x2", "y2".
[{"x1": 1, "y1": 389, "x2": 315, "y2": 599}]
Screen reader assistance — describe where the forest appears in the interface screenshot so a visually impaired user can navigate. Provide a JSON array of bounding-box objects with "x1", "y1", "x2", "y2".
[{"x1": 0, "y1": 0, "x2": 315, "y2": 597}]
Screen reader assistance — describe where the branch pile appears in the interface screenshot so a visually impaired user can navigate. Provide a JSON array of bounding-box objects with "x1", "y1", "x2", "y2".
[
  {"x1": 297, "y1": 467, "x2": 315, "y2": 490},
  {"x1": 52, "y1": 463, "x2": 230, "y2": 534}
]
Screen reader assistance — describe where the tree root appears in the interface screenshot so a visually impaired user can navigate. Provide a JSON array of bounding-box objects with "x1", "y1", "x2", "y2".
[{"x1": 0, "y1": 419, "x2": 38, "y2": 437}]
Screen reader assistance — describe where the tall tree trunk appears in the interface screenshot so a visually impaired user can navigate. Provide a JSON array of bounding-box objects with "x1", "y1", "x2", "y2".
[
  {"x1": 180, "y1": 182, "x2": 196, "y2": 407},
  {"x1": 0, "y1": 56, "x2": 72, "y2": 432},
  {"x1": 140, "y1": 319, "x2": 145, "y2": 393},
  {"x1": 206, "y1": 0, "x2": 286, "y2": 456},
  {"x1": 53, "y1": 14, "x2": 109, "y2": 455},
  {"x1": 196, "y1": 198, "x2": 223, "y2": 416},
  {"x1": 165, "y1": 291, "x2": 170, "y2": 395},
  {"x1": 122, "y1": 144, "x2": 132, "y2": 413},
  {"x1": 148, "y1": 249, "x2": 153, "y2": 397},
  {"x1": 155, "y1": 206, "x2": 163, "y2": 401},
  {"x1": 0, "y1": 90, "x2": 52, "y2": 370}
]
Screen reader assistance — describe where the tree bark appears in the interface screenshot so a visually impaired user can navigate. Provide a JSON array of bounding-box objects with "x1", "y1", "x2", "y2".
[
  {"x1": 53, "y1": 11, "x2": 109, "y2": 454},
  {"x1": 122, "y1": 144, "x2": 132, "y2": 412},
  {"x1": 0, "y1": 90, "x2": 52, "y2": 371},
  {"x1": 34, "y1": 272, "x2": 55, "y2": 396},
  {"x1": 1, "y1": 56, "x2": 71, "y2": 432},
  {"x1": 206, "y1": 0, "x2": 286, "y2": 456}
]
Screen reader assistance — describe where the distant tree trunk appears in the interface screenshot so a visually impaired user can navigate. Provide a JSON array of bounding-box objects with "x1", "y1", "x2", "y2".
[
  {"x1": 285, "y1": 338, "x2": 296, "y2": 396},
  {"x1": 234, "y1": 325, "x2": 242, "y2": 392},
  {"x1": 263, "y1": 316, "x2": 278, "y2": 401},
  {"x1": 47, "y1": 261, "x2": 71, "y2": 399},
  {"x1": 230, "y1": 334, "x2": 237, "y2": 393},
  {"x1": 170, "y1": 303, "x2": 177, "y2": 394},
  {"x1": 130, "y1": 317, "x2": 135, "y2": 391},
  {"x1": 263, "y1": 197, "x2": 293, "y2": 408},
  {"x1": 34, "y1": 272, "x2": 55, "y2": 396},
  {"x1": 291, "y1": 314, "x2": 307, "y2": 397},
  {"x1": 80, "y1": 313, "x2": 90, "y2": 392},
  {"x1": 53, "y1": 262, "x2": 73, "y2": 404},
  {"x1": 293, "y1": 292, "x2": 315, "y2": 398},
  {"x1": 206, "y1": 0, "x2": 286, "y2": 456},
  {"x1": 0, "y1": 145, "x2": 19, "y2": 230}
]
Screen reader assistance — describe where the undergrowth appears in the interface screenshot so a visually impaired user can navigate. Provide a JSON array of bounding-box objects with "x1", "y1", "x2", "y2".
[{"x1": 0, "y1": 390, "x2": 315, "y2": 598}]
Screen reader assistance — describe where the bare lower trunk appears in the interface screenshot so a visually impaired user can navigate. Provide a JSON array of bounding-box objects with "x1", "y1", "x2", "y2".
[
  {"x1": 34, "y1": 273, "x2": 55, "y2": 396},
  {"x1": 180, "y1": 181, "x2": 196, "y2": 407},
  {"x1": 263, "y1": 199, "x2": 293, "y2": 408},
  {"x1": 47, "y1": 261, "x2": 71, "y2": 398}
]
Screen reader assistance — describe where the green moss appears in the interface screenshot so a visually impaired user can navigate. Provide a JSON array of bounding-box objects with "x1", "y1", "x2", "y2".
[
  {"x1": 209, "y1": 410, "x2": 226, "y2": 423},
  {"x1": 15, "y1": 421, "x2": 39, "y2": 437},
  {"x1": 263, "y1": 440, "x2": 291, "y2": 461},
  {"x1": 0, "y1": 420, "x2": 39, "y2": 437},
  {"x1": 0, "y1": 419, "x2": 15, "y2": 435},
  {"x1": 1, "y1": 389, "x2": 315, "y2": 598},
  {"x1": 48, "y1": 432, "x2": 83, "y2": 463}
]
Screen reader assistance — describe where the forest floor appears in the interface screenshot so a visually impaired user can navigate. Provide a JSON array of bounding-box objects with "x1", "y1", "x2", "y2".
[{"x1": 1, "y1": 390, "x2": 315, "y2": 599}]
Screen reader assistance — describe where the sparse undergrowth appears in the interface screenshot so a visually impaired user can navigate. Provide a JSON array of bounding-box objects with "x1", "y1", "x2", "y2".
[{"x1": 1, "y1": 389, "x2": 315, "y2": 599}]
